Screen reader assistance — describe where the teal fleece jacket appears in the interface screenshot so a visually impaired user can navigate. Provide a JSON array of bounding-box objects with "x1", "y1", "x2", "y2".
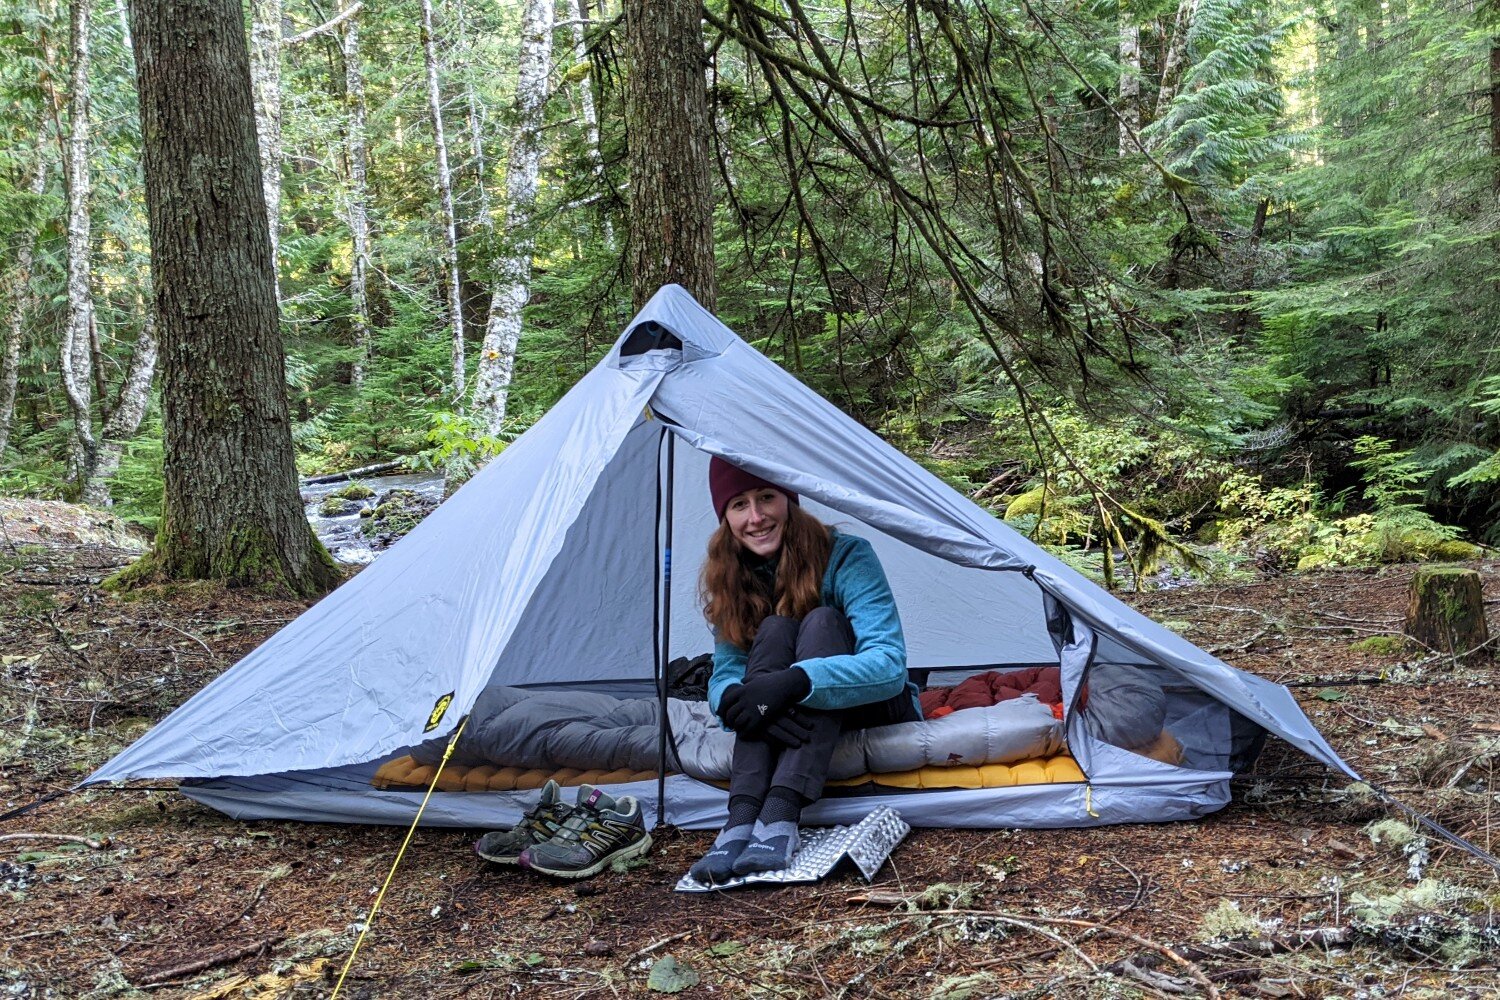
[{"x1": 707, "y1": 531, "x2": 921, "y2": 721}]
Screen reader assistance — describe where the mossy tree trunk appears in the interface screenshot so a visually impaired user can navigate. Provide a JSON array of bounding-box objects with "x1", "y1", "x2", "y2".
[
  {"x1": 119, "y1": 0, "x2": 339, "y2": 598},
  {"x1": 1405, "y1": 566, "x2": 1490, "y2": 662}
]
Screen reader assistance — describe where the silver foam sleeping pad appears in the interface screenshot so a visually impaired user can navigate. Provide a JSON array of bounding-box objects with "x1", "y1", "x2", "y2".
[{"x1": 675, "y1": 806, "x2": 911, "y2": 892}]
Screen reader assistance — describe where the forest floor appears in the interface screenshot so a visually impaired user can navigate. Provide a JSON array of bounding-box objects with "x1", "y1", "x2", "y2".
[{"x1": 2, "y1": 539, "x2": 1499, "y2": 999}]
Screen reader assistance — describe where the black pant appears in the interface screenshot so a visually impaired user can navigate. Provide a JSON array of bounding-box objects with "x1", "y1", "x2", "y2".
[{"x1": 729, "y1": 608, "x2": 919, "y2": 803}]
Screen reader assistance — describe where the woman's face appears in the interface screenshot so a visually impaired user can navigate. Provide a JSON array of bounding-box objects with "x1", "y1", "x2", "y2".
[{"x1": 724, "y1": 487, "x2": 788, "y2": 558}]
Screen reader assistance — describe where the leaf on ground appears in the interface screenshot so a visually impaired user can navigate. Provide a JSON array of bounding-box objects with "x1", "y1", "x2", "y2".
[
  {"x1": 1316, "y1": 688, "x2": 1347, "y2": 701},
  {"x1": 647, "y1": 954, "x2": 700, "y2": 993},
  {"x1": 706, "y1": 940, "x2": 745, "y2": 957}
]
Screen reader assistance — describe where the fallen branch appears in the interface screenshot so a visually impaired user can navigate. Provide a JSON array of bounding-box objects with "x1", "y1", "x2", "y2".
[
  {"x1": 301, "y1": 460, "x2": 404, "y2": 486},
  {"x1": 138, "y1": 937, "x2": 280, "y2": 988},
  {"x1": 0, "y1": 832, "x2": 111, "y2": 850},
  {"x1": 1105, "y1": 927, "x2": 1353, "y2": 975}
]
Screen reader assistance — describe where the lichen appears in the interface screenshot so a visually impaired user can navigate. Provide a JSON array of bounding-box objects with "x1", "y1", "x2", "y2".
[
  {"x1": 1197, "y1": 899, "x2": 1264, "y2": 942},
  {"x1": 1365, "y1": 819, "x2": 1417, "y2": 849}
]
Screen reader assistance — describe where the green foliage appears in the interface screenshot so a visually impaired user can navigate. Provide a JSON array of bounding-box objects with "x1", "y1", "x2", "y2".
[
  {"x1": 2, "y1": 0, "x2": 1491, "y2": 585},
  {"x1": 1217, "y1": 438, "x2": 1465, "y2": 569},
  {"x1": 109, "y1": 431, "x2": 164, "y2": 533},
  {"x1": 409, "y1": 410, "x2": 512, "y2": 484}
]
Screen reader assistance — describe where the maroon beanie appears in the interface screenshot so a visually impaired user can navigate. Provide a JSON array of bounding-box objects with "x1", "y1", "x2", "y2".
[{"x1": 709, "y1": 457, "x2": 799, "y2": 519}]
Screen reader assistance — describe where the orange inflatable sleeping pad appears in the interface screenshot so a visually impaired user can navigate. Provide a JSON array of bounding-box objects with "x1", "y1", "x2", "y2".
[{"x1": 371, "y1": 753, "x2": 1088, "y2": 793}]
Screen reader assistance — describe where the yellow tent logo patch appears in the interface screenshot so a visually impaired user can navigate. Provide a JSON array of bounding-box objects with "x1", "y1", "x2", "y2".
[{"x1": 425, "y1": 692, "x2": 455, "y2": 732}]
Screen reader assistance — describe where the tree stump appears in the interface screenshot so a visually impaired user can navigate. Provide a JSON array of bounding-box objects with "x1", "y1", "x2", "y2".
[{"x1": 1405, "y1": 567, "x2": 1490, "y2": 662}]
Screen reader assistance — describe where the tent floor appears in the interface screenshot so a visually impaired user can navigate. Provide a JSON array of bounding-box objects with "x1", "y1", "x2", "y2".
[{"x1": 178, "y1": 752, "x2": 1230, "y2": 830}]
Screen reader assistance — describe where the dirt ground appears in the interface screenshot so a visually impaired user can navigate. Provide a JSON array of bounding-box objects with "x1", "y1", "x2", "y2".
[{"x1": 2, "y1": 543, "x2": 1498, "y2": 999}]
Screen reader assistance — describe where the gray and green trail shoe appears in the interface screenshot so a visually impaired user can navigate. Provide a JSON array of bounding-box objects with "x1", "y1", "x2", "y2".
[
  {"x1": 519, "y1": 784, "x2": 652, "y2": 879},
  {"x1": 474, "y1": 780, "x2": 572, "y2": 865}
]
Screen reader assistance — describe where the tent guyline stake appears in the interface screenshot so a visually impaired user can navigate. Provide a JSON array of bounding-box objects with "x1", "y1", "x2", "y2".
[
  {"x1": 330, "y1": 715, "x2": 468, "y2": 1000},
  {"x1": 1366, "y1": 778, "x2": 1500, "y2": 875}
]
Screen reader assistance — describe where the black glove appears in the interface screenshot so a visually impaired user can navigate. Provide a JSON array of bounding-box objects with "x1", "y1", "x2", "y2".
[
  {"x1": 717, "y1": 684, "x2": 747, "y2": 732},
  {"x1": 764, "y1": 706, "x2": 814, "y2": 749},
  {"x1": 725, "y1": 668, "x2": 811, "y2": 736}
]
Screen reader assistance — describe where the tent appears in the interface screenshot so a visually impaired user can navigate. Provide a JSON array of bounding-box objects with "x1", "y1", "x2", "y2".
[{"x1": 87, "y1": 285, "x2": 1357, "y2": 831}]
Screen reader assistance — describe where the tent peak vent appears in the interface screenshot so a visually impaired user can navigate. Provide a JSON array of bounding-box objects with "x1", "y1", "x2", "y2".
[{"x1": 620, "y1": 320, "x2": 683, "y2": 357}]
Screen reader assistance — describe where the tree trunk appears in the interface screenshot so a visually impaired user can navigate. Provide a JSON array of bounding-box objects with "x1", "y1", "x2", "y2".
[
  {"x1": 1491, "y1": 38, "x2": 1500, "y2": 195},
  {"x1": 248, "y1": 0, "x2": 282, "y2": 283},
  {"x1": 420, "y1": 0, "x2": 466, "y2": 401},
  {"x1": 62, "y1": 0, "x2": 97, "y2": 484},
  {"x1": 1155, "y1": 0, "x2": 1200, "y2": 115},
  {"x1": 625, "y1": 0, "x2": 717, "y2": 311},
  {"x1": 342, "y1": 0, "x2": 372, "y2": 389},
  {"x1": 567, "y1": 0, "x2": 612, "y2": 244},
  {"x1": 1118, "y1": 16, "x2": 1141, "y2": 157},
  {"x1": 82, "y1": 307, "x2": 158, "y2": 506},
  {"x1": 470, "y1": 0, "x2": 553, "y2": 441},
  {"x1": 0, "y1": 159, "x2": 48, "y2": 459},
  {"x1": 1405, "y1": 566, "x2": 1490, "y2": 663},
  {"x1": 119, "y1": 0, "x2": 339, "y2": 597}
]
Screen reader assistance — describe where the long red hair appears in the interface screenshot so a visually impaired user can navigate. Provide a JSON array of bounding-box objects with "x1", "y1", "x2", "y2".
[{"x1": 700, "y1": 502, "x2": 832, "y2": 649}]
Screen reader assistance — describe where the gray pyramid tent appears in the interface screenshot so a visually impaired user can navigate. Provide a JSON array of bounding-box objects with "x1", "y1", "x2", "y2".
[{"x1": 88, "y1": 285, "x2": 1357, "y2": 830}]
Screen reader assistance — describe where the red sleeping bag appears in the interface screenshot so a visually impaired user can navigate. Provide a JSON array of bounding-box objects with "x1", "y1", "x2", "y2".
[{"x1": 919, "y1": 666, "x2": 1083, "y2": 720}]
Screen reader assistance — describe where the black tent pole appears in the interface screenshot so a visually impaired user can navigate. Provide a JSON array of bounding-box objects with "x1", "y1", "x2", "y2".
[{"x1": 655, "y1": 430, "x2": 676, "y2": 825}]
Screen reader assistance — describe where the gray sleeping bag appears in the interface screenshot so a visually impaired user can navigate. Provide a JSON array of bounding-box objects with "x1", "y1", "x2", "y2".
[{"x1": 412, "y1": 685, "x2": 1066, "y2": 781}]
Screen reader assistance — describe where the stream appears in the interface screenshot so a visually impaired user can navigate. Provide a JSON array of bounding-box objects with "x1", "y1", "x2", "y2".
[{"x1": 301, "y1": 471, "x2": 444, "y2": 564}]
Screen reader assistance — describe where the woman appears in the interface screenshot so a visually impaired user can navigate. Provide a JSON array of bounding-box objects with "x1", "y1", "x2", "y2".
[{"x1": 690, "y1": 457, "x2": 921, "y2": 883}]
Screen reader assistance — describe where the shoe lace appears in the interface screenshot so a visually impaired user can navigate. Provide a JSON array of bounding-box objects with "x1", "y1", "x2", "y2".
[
  {"x1": 523, "y1": 798, "x2": 569, "y2": 835},
  {"x1": 551, "y1": 802, "x2": 604, "y2": 844}
]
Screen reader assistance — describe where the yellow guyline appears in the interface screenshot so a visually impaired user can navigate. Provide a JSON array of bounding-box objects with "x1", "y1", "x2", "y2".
[{"x1": 331, "y1": 716, "x2": 468, "y2": 999}]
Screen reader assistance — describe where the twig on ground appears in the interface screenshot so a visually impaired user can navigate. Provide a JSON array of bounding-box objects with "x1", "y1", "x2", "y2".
[
  {"x1": 213, "y1": 881, "x2": 268, "y2": 932},
  {"x1": 157, "y1": 620, "x2": 213, "y2": 656},
  {"x1": 0, "y1": 832, "x2": 111, "y2": 850},
  {"x1": 137, "y1": 937, "x2": 280, "y2": 987},
  {"x1": 624, "y1": 930, "x2": 690, "y2": 962},
  {"x1": 1100, "y1": 854, "x2": 1147, "y2": 923}
]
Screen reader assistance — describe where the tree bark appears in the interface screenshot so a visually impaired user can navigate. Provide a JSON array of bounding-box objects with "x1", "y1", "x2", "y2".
[
  {"x1": 248, "y1": 0, "x2": 283, "y2": 283},
  {"x1": 625, "y1": 0, "x2": 717, "y2": 311},
  {"x1": 76, "y1": 0, "x2": 159, "y2": 507},
  {"x1": 1118, "y1": 14, "x2": 1141, "y2": 157},
  {"x1": 82, "y1": 307, "x2": 158, "y2": 506},
  {"x1": 1491, "y1": 37, "x2": 1500, "y2": 195},
  {"x1": 62, "y1": 0, "x2": 97, "y2": 483},
  {"x1": 1155, "y1": 0, "x2": 1200, "y2": 115},
  {"x1": 342, "y1": 0, "x2": 372, "y2": 389},
  {"x1": 0, "y1": 159, "x2": 48, "y2": 460},
  {"x1": 120, "y1": 0, "x2": 338, "y2": 597},
  {"x1": 1406, "y1": 567, "x2": 1490, "y2": 662},
  {"x1": 420, "y1": 0, "x2": 466, "y2": 401},
  {"x1": 566, "y1": 0, "x2": 612, "y2": 243},
  {"x1": 470, "y1": 0, "x2": 553, "y2": 441}
]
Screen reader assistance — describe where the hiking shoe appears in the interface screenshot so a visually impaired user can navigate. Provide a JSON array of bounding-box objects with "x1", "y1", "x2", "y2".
[
  {"x1": 519, "y1": 784, "x2": 652, "y2": 879},
  {"x1": 474, "y1": 780, "x2": 572, "y2": 865}
]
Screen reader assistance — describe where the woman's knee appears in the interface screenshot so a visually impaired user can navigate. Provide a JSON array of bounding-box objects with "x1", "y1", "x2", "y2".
[
  {"x1": 797, "y1": 607, "x2": 854, "y2": 658},
  {"x1": 753, "y1": 615, "x2": 800, "y2": 646}
]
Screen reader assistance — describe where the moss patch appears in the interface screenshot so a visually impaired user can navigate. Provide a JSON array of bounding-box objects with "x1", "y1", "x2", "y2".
[
  {"x1": 330, "y1": 482, "x2": 376, "y2": 501},
  {"x1": 1351, "y1": 635, "x2": 1408, "y2": 655}
]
